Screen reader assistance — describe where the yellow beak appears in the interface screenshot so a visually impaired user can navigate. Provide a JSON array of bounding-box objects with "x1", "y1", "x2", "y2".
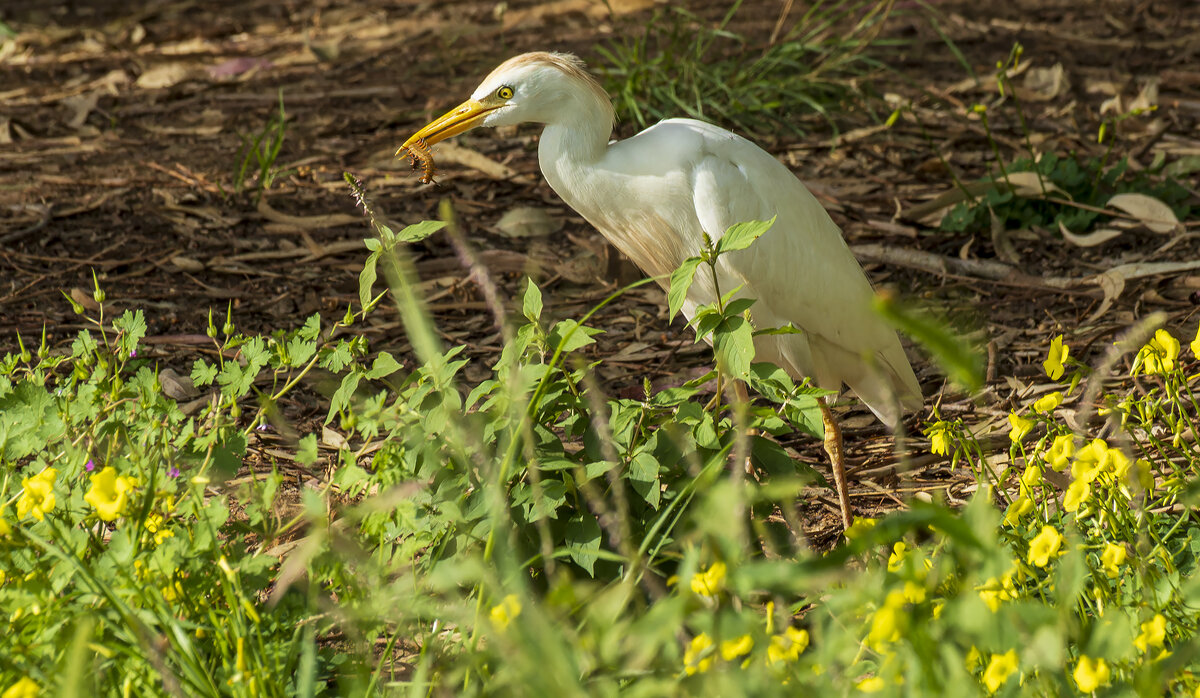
[{"x1": 397, "y1": 98, "x2": 500, "y2": 155}]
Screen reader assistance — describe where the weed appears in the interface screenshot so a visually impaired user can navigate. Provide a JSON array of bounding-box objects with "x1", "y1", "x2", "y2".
[
  {"x1": 596, "y1": 0, "x2": 894, "y2": 140},
  {"x1": 4, "y1": 179, "x2": 1200, "y2": 695},
  {"x1": 231, "y1": 89, "x2": 292, "y2": 202}
]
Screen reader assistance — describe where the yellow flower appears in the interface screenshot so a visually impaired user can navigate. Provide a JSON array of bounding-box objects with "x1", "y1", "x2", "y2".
[
  {"x1": 489, "y1": 594, "x2": 521, "y2": 631},
  {"x1": 1136, "y1": 329, "x2": 1180, "y2": 375},
  {"x1": 926, "y1": 421, "x2": 952, "y2": 456},
  {"x1": 1047, "y1": 434, "x2": 1075, "y2": 471},
  {"x1": 978, "y1": 571, "x2": 1017, "y2": 612},
  {"x1": 1100, "y1": 543, "x2": 1127, "y2": 578},
  {"x1": 1020, "y1": 464, "x2": 1043, "y2": 493},
  {"x1": 1191, "y1": 324, "x2": 1200, "y2": 358},
  {"x1": 1028, "y1": 526, "x2": 1064, "y2": 567},
  {"x1": 965, "y1": 645, "x2": 982, "y2": 671},
  {"x1": 690, "y1": 561, "x2": 726, "y2": 598},
  {"x1": 902, "y1": 580, "x2": 926, "y2": 604},
  {"x1": 1071, "y1": 438, "x2": 1109, "y2": 484},
  {"x1": 1044, "y1": 335, "x2": 1069, "y2": 380},
  {"x1": 857, "y1": 676, "x2": 886, "y2": 692},
  {"x1": 145, "y1": 514, "x2": 174, "y2": 545},
  {"x1": 1135, "y1": 459, "x2": 1155, "y2": 491},
  {"x1": 0, "y1": 513, "x2": 10, "y2": 537},
  {"x1": 1135, "y1": 614, "x2": 1167, "y2": 653},
  {"x1": 719, "y1": 634, "x2": 753, "y2": 661},
  {"x1": 983, "y1": 650, "x2": 1018, "y2": 693},
  {"x1": 1063, "y1": 478, "x2": 1091, "y2": 513},
  {"x1": 1008, "y1": 413, "x2": 1034, "y2": 443},
  {"x1": 16, "y1": 468, "x2": 57, "y2": 521},
  {"x1": 767, "y1": 626, "x2": 809, "y2": 664},
  {"x1": 866, "y1": 591, "x2": 906, "y2": 650},
  {"x1": 887, "y1": 542, "x2": 908, "y2": 572},
  {"x1": 2, "y1": 677, "x2": 39, "y2": 698},
  {"x1": 1004, "y1": 495, "x2": 1034, "y2": 526},
  {"x1": 1032, "y1": 391, "x2": 1063, "y2": 413},
  {"x1": 844, "y1": 517, "x2": 877, "y2": 541},
  {"x1": 683, "y1": 632, "x2": 714, "y2": 675},
  {"x1": 83, "y1": 467, "x2": 135, "y2": 522},
  {"x1": 162, "y1": 581, "x2": 183, "y2": 603},
  {"x1": 1073, "y1": 655, "x2": 1110, "y2": 692}
]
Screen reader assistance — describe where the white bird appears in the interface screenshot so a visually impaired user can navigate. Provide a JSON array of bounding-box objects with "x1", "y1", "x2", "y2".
[{"x1": 399, "y1": 52, "x2": 921, "y2": 529}]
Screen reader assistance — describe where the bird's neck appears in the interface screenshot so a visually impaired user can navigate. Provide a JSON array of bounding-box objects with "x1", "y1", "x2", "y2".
[{"x1": 537, "y1": 109, "x2": 612, "y2": 211}]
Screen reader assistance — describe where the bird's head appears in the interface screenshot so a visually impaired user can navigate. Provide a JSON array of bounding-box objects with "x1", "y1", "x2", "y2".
[{"x1": 398, "y1": 52, "x2": 613, "y2": 153}]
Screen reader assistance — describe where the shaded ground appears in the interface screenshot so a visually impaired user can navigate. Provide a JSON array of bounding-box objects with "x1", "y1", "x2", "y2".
[{"x1": 2, "y1": 0, "x2": 1199, "y2": 537}]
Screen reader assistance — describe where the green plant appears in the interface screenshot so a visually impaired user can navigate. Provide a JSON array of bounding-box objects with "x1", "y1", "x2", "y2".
[
  {"x1": 5, "y1": 172, "x2": 1200, "y2": 695},
  {"x1": 596, "y1": 0, "x2": 895, "y2": 140},
  {"x1": 940, "y1": 152, "x2": 1193, "y2": 235},
  {"x1": 231, "y1": 88, "x2": 292, "y2": 202}
]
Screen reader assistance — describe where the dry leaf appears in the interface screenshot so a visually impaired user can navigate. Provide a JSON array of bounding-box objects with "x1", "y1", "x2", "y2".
[
  {"x1": 1106, "y1": 193, "x2": 1179, "y2": 234},
  {"x1": 1023, "y1": 63, "x2": 1069, "y2": 101},
  {"x1": 136, "y1": 63, "x2": 193, "y2": 89},
  {"x1": 1058, "y1": 220, "x2": 1124, "y2": 247},
  {"x1": 171, "y1": 255, "x2": 206, "y2": 272},
  {"x1": 1000, "y1": 171, "x2": 1061, "y2": 198},
  {"x1": 496, "y1": 206, "x2": 563, "y2": 238},
  {"x1": 158, "y1": 368, "x2": 199, "y2": 400},
  {"x1": 436, "y1": 143, "x2": 517, "y2": 180}
]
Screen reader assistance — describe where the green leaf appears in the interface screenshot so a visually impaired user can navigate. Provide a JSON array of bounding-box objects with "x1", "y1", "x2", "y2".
[
  {"x1": 366, "y1": 352, "x2": 402, "y2": 379},
  {"x1": 564, "y1": 511, "x2": 602, "y2": 576},
  {"x1": 327, "y1": 372, "x2": 362, "y2": 423},
  {"x1": 395, "y1": 220, "x2": 447, "y2": 243},
  {"x1": 299, "y1": 314, "x2": 321, "y2": 341},
  {"x1": 713, "y1": 316, "x2": 754, "y2": 378},
  {"x1": 548, "y1": 320, "x2": 603, "y2": 354},
  {"x1": 523, "y1": 278, "x2": 543, "y2": 322},
  {"x1": 667, "y1": 257, "x2": 702, "y2": 321},
  {"x1": 113, "y1": 309, "x2": 147, "y2": 357},
  {"x1": 715, "y1": 217, "x2": 775, "y2": 255},
  {"x1": 723, "y1": 297, "x2": 756, "y2": 317},
  {"x1": 296, "y1": 433, "x2": 319, "y2": 465},
  {"x1": 191, "y1": 359, "x2": 217, "y2": 388},
  {"x1": 359, "y1": 254, "x2": 378, "y2": 310}
]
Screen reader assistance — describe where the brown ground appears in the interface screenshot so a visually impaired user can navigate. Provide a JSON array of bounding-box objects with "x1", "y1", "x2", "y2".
[{"x1": 2, "y1": 0, "x2": 1198, "y2": 536}]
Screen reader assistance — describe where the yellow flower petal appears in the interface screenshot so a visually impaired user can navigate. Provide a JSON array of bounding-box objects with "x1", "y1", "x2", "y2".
[
  {"x1": 1134, "y1": 614, "x2": 1167, "y2": 653},
  {"x1": 2, "y1": 677, "x2": 40, "y2": 698},
  {"x1": 83, "y1": 467, "x2": 133, "y2": 522},
  {"x1": 1044, "y1": 335, "x2": 1069, "y2": 380},
  {"x1": 689, "y1": 561, "x2": 726, "y2": 598},
  {"x1": 1008, "y1": 412, "x2": 1034, "y2": 443},
  {"x1": 1073, "y1": 655, "x2": 1110, "y2": 693},
  {"x1": 1032, "y1": 391, "x2": 1062, "y2": 413},
  {"x1": 683, "y1": 632, "x2": 714, "y2": 675},
  {"x1": 1100, "y1": 543, "x2": 1127, "y2": 579},
  {"x1": 489, "y1": 594, "x2": 521, "y2": 631},
  {"x1": 983, "y1": 650, "x2": 1018, "y2": 693},
  {"x1": 1028, "y1": 525, "x2": 1064, "y2": 567},
  {"x1": 16, "y1": 467, "x2": 58, "y2": 522}
]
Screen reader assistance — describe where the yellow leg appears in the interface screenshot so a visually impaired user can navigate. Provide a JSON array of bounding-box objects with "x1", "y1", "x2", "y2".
[{"x1": 819, "y1": 402, "x2": 853, "y2": 529}]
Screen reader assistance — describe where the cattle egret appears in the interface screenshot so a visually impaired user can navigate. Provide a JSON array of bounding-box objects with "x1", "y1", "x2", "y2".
[{"x1": 399, "y1": 52, "x2": 922, "y2": 529}]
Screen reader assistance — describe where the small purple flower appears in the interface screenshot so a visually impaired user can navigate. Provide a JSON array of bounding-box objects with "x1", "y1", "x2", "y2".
[
  {"x1": 85, "y1": 459, "x2": 95, "y2": 472},
  {"x1": 256, "y1": 423, "x2": 270, "y2": 432},
  {"x1": 130, "y1": 349, "x2": 138, "y2": 358},
  {"x1": 168, "y1": 466, "x2": 180, "y2": 479}
]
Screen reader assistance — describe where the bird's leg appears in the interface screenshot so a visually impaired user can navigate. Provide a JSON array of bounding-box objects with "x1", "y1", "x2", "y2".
[{"x1": 819, "y1": 401, "x2": 853, "y2": 530}]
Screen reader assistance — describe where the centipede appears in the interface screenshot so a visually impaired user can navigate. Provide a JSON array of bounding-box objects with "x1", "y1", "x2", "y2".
[{"x1": 398, "y1": 137, "x2": 436, "y2": 184}]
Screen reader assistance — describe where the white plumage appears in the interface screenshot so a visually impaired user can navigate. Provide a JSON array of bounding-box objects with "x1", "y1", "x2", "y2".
[{"x1": 401, "y1": 52, "x2": 922, "y2": 527}]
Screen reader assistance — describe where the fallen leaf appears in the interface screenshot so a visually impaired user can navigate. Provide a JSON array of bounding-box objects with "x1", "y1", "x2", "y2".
[
  {"x1": 61, "y1": 91, "x2": 100, "y2": 129},
  {"x1": 496, "y1": 206, "x2": 563, "y2": 238},
  {"x1": 170, "y1": 255, "x2": 206, "y2": 272},
  {"x1": 1058, "y1": 220, "x2": 1125, "y2": 247},
  {"x1": 1106, "y1": 193, "x2": 1179, "y2": 234},
  {"x1": 158, "y1": 368, "x2": 199, "y2": 400},
  {"x1": 436, "y1": 143, "x2": 518, "y2": 180},
  {"x1": 136, "y1": 63, "x2": 193, "y2": 89},
  {"x1": 1022, "y1": 63, "x2": 1069, "y2": 101}
]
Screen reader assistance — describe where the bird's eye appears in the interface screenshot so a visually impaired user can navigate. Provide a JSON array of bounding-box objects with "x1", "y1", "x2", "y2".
[{"x1": 496, "y1": 85, "x2": 514, "y2": 100}]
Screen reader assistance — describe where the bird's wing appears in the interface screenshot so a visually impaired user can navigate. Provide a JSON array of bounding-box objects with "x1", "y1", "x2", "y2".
[{"x1": 634, "y1": 119, "x2": 921, "y2": 422}]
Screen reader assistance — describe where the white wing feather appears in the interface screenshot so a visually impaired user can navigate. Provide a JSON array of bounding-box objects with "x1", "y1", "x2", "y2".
[{"x1": 542, "y1": 118, "x2": 921, "y2": 425}]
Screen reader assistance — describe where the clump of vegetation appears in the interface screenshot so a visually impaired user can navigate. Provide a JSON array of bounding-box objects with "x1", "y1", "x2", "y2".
[
  {"x1": 596, "y1": 0, "x2": 894, "y2": 139},
  {"x1": 230, "y1": 88, "x2": 292, "y2": 203},
  {"x1": 3, "y1": 178, "x2": 1200, "y2": 694},
  {"x1": 940, "y1": 153, "x2": 1193, "y2": 235}
]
